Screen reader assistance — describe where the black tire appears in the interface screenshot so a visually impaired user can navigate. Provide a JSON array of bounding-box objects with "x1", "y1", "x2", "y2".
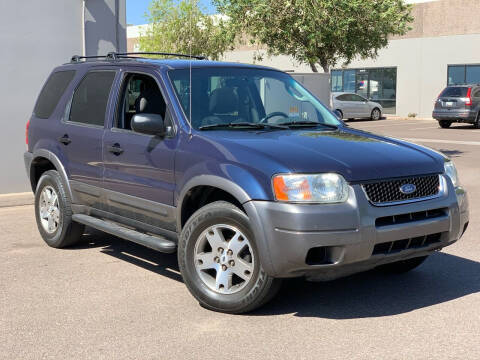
[
  {"x1": 335, "y1": 109, "x2": 343, "y2": 120},
  {"x1": 474, "y1": 113, "x2": 480, "y2": 129},
  {"x1": 376, "y1": 255, "x2": 428, "y2": 274},
  {"x1": 34, "y1": 170, "x2": 84, "y2": 248},
  {"x1": 439, "y1": 120, "x2": 452, "y2": 128},
  {"x1": 370, "y1": 108, "x2": 381, "y2": 121},
  {"x1": 178, "y1": 201, "x2": 281, "y2": 314}
]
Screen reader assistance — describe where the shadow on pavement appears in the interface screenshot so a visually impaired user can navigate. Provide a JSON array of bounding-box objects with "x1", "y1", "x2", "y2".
[
  {"x1": 70, "y1": 230, "x2": 479, "y2": 318},
  {"x1": 255, "y1": 252, "x2": 480, "y2": 318},
  {"x1": 438, "y1": 149, "x2": 465, "y2": 158},
  {"x1": 70, "y1": 227, "x2": 182, "y2": 283}
]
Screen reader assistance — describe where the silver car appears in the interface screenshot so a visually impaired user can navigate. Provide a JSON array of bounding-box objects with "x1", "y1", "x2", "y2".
[{"x1": 332, "y1": 92, "x2": 383, "y2": 120}]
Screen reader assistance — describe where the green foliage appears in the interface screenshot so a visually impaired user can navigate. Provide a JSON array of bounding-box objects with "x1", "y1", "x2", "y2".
[
  {"x1": 138, "y1": 0, "x2": 234, "y2": 60},
  {"x1": 214, "y1": 0, "x2": 413, "y2": 72}
]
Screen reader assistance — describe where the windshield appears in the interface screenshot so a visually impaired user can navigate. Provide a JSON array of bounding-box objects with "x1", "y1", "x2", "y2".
[{"x1": 168, "y1": 67, "x2": 341, "y2": 130}]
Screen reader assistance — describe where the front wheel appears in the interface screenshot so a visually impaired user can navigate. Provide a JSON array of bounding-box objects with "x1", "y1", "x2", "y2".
[
  {"x1": 376, "y1": 255, "x2": 428, "y2": 274},
  {"x1": 371, "y1": 108, "x2": 381, "y2": 120},
  {"x1": 178, "y1": 201, "x2": 281, "y2": 314},
  {"x1": 474, "y1": 113, "x2": 480, "y2": 129},
  {"x1": 439, "y1": 120, "x2": 452, "y2": 128}
]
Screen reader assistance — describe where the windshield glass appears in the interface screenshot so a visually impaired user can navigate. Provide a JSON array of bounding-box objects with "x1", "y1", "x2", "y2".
[
  {"x1": 168, "y1": 67, "x2": 341, "y2": 130},
  {"x1": 440, "y1": 87, "x2": 468, "y2": 98}
]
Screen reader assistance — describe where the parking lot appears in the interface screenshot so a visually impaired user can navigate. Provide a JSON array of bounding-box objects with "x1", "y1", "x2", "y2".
[{"x1": 1, "y1": 118, "x2": 479, "y2": 359}]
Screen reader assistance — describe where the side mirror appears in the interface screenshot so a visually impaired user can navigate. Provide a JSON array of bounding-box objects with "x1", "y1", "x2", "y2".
[
  {"x1": 131, "y1": 113, "x2": 165, "y2": 136},
  {"x1": 333, "y1": 109, "x2": 342, "y2": 119}
]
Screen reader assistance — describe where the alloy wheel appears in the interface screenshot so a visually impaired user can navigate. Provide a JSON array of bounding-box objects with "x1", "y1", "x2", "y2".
[
  {"x1": 39, "y1": 186, "x2": 60, "y2": 234},
  {"x1": 194, "y1": 224, "x2": 255, "y2": 294}
]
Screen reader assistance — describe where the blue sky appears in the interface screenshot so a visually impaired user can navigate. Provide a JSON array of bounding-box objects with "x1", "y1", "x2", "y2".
[{"x1": 126, "y1": 0, "x2": 217, "y2": 25}]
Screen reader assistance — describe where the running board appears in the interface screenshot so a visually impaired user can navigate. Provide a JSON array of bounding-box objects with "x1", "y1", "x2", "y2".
[{"x1": 72, "y1": 214, "x2": 177, "y2": 253}]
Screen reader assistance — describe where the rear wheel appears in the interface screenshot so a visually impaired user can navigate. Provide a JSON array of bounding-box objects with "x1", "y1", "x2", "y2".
[
  {"x1": 439, "y1": 120, "x2": 452, "y2": 128},
  {"x1": 377, "y1": 255, "x2": 428, "y2": 274},
  {"x1": 178, "y1": 201, "x2": 281, "y2": 314},
  {"x1": 370, "y1": 108, "x2": 381, "y2": 120},
  {"x1": 474, "y1": 113, "x2": 480, "y2": 129},
  {"x1": 35, "y1": 170, "x2": 84, "y2": 248}
]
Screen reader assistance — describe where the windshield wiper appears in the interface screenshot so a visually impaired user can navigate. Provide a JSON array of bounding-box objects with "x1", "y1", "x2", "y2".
[
  {"x1": 277, "y1": 121, "x2": 339, "y2": 130},
  {"x1": 199, "y1": 122, "x2": 289, "y2": 131}
]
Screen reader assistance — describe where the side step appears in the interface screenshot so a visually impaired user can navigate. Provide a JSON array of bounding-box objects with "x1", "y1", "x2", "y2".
[{"x1": 72, "y1": 214, "x2": 177, "y2": 254}]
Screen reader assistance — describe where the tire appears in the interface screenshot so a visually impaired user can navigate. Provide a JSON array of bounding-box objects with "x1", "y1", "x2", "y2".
[
  {"x1": 376, "y1": 255, "x2": 428, "y2": 274},
  {"x1": 474, "y1": 113, "x2": 480, "y2": 129},
  {"x1": 34, "y1": 170, "x2": 84, "y2": 248},
  {"x1": 370, "y1": 108, "x2": 381, "y2": 121},
  {"x1": 178, "y1": 201, "x2": 281, "y2": 314},
  {"x1": 335, "y1": 109, "x2": 343, "y2": 120},
  {"x1": 439, "y1": 120, "x2": 452, "y2": 128}
]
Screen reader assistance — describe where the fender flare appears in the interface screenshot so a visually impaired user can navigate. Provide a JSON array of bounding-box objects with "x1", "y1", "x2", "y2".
[
  {"x1": 176, "y1": 175, "x2": 252, "y2": 231},
  {"x1": 30, "y1": 149, "x2": 75, "y2": 202}
]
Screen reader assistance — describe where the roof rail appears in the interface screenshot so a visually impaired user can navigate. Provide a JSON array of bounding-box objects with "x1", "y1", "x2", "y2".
[
  {"x1": 111, "y1": 52, "x2": 206, "y2": 60},
  {"x1": 70, "y1": 52, "x2": 206, "y2": 63}
]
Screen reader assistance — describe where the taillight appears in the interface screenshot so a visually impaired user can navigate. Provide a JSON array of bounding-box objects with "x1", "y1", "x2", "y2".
[
  {"x1": 466, "y1": 87, "x2": 472, "y2": 106},
  {"x1": 25, "y1": 120, "x2": 30, "y2": 145}
]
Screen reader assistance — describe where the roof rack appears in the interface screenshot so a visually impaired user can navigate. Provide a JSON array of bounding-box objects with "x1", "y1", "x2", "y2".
[{"x1": 70, "y1": 52, "x2": 206, "y2": 63}]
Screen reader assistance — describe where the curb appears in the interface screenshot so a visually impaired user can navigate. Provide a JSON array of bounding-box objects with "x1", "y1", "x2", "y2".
[{"x1": 0, "y1": 192, "x2": 34, "y2": 208}]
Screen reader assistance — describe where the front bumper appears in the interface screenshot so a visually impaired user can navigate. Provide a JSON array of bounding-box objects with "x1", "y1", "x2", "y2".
[
  {"x1": 244, "y1": 176, "x2": 469, "y2": 280},
  {"x1": 432, "y1": 110, "x2": 477, "y2": 122}
]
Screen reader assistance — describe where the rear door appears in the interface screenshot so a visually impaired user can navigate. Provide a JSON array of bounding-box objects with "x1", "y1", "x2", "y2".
[
  {"x1": 435, "y1": 86, "x2": 469, "y2": 113},
  {"x1": 102, "y1": 68, "x2": 177, "y2": 232},
  {"x1": 59, "y1": 69, "x2": 117, "y2": 206},
  {"x1": 335, "y1": 94, "x2": 354, "y2": 117}
]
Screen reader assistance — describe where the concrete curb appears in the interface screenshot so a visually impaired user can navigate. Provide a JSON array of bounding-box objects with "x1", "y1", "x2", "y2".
[{"x1": 0, "y1": 192, "x2": 34, "y2": 208}]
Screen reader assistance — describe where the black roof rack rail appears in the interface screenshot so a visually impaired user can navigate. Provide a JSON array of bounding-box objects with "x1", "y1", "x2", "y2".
[
  {"x1": 70, "y1": 52, "x2": 206, "y2": 63},
  {"x1": 111, "y1": 52, "x2": 206, "y2": 60}
]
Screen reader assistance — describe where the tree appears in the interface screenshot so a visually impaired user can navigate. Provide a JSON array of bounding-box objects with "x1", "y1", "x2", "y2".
[
  {"x1": 138, "y1": 0, "x2": 233, "y2": 60},
  {"x1": 214, "y1": 0, "x2": 413, "y2": 72}
]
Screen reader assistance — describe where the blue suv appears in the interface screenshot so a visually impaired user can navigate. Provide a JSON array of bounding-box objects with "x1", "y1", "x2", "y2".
[{"x1": 25, "y1": 53, "x2": 469, "y2": 313}]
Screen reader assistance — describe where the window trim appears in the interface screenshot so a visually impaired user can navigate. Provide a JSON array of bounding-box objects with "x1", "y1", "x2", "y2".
[
  {"x1": 63, "y1": 69, "x2": 118, "y2": 129},
  {"x1": 111, "y1": 69, "x2": 177, "y2": 138}
]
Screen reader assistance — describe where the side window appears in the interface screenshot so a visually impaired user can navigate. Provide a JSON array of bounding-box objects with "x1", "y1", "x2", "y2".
[
  {"x1": 336, "y1": 94, "x2": 349, "y2": 101},
  {"x1": 116, "y1": 73, "x2": 168, "y2": 131},
  {"x1": 351, "y1": 94, "x2": 366, "y2": 102},
  {"x1": 34, "y1": 70, "x2": 76, "y2": 119},
  {"x1": 473, "y1": 89, "x2": 480, "y2": 98},
  {"x1": 69, "y1": 71, "x2": 116, "y2": 126}
]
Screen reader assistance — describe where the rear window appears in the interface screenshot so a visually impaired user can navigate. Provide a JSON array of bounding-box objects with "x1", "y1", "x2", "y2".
[
  {"x1": 439, "y1": 87, "x2": 468, "y2": 98},
  {"x1": 69, "y1": 71, "x2": 116, "y2": 127},
  {"x1": 33, "y1": 70, "x2": 76, "y2": 119}
]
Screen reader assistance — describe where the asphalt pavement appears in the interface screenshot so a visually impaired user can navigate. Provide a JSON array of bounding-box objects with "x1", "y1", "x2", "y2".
[{"x1": 1, "y1": 118, "x2": 479, "y2": 359}]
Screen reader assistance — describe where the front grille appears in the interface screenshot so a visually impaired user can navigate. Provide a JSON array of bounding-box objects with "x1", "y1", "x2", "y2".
[
  {"x1": 375, "y1": 208, "x2": 447, "y2": 227},
  {"x1": 372, "y1": 233, "x2": 443, "y2": 255},
  {"x1": 362, "y1": 175, "x2": 440, "y2": 205}
]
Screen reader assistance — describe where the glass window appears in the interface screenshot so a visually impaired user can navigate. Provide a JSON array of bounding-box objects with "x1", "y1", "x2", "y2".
[
  {"x1": 343, "y1": 70, "x2": 356, "y2": 93},
  {"x1": 448, "y1": 66, "x2": 465, "y2": 85},
  {"x1": 368, "y1": 69, "x2": 383, "y2": 100},
  {"x1": 466, "y1": 65, "x2": 480, "y2": 84},
  {"x1": 473, "y1": 89, "x2": 480, "y2": 98},
  {"x1": 69, "y1": 71, "x2": 116, "y2": 126},
  {"x1": 116, "y1": 73, "x2": 167, "y2": 130},
  {"x1": 331, "y1": 70, "x2": 343, "y2": 92},
  {"x1": 350, "y1": 94, "x2": 366, "y2": 102},
  {"x1": 168, "y1": 68, "x2": 341, "y2": 129},
  {"x1": 34, "y1": 70, "x2": 76, "y2": 119},
  {"x1": 336, "y1": 94, "x2": 350, "y2": 101},
  {"x1": 439, "y1": 87, "x2": 468, "y2": 98}
]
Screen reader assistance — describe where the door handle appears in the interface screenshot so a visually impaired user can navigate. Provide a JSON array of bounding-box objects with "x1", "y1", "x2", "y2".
[
  {"x1": 58, "y1": 134, "x2": 71, "y2": 145},
  {"x1": 108, "y1": 143, "x2": 124, "y2": 156}
]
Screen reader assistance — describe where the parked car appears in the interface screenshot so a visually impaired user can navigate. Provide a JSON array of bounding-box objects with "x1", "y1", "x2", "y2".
[
  {"x1": 332, "y1": 92, "x2": 382, "y2": 120},
  {"x1": 433, "y1": 85, "x2": 480, "y2": 128},
  {"x1": 25, "y1": 53, "x2": 469, "y2": 314}
]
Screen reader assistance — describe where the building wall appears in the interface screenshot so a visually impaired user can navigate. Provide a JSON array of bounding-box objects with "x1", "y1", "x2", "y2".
[{"x1": 0, "y1": 1, "x2": 126, "y2": 194}]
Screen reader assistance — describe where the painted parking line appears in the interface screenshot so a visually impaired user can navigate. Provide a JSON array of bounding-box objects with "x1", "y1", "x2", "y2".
[
  {"x1": 404, "y1": 138, "x2": 480, "y2": 146},
  {"x1": 409, "y1": 126, "x2": 440, "y2": 130}
]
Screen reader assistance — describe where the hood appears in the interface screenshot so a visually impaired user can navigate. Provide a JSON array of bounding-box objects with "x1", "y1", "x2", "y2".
[{"x1": 199, "y1": 127, "x2": 445, "y2": 182}]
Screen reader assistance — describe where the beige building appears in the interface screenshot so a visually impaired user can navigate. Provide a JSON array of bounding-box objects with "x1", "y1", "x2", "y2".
[{"x1": 127, "y1": 0, "x2": 480, "y2": 117}]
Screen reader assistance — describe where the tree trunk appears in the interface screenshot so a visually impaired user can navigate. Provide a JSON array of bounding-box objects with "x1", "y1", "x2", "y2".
[
  {"x1": 309, "y1": 62, "x2": 318, "y2": 72},
  {"x1": 320, "y1": 59, "x2": 329, "y2": 73}
]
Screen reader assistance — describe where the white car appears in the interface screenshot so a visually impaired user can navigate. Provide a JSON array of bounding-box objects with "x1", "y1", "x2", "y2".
[{"x1": 332, "y1": 92, "x2": 383, "y2": 120}]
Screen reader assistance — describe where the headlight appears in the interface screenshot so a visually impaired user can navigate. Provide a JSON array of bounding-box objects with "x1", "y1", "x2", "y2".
[
  {"x1": 444, "y1": 160, "x2": 459, "y2": 187},
  {"x1": 273, "y1": 173, "x2": 349, "y2": 203}
]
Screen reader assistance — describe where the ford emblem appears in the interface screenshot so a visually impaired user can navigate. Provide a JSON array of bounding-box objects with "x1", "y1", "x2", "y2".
[{"x1": 399, "y1": 183, "x2": 416, "y2": 195}]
